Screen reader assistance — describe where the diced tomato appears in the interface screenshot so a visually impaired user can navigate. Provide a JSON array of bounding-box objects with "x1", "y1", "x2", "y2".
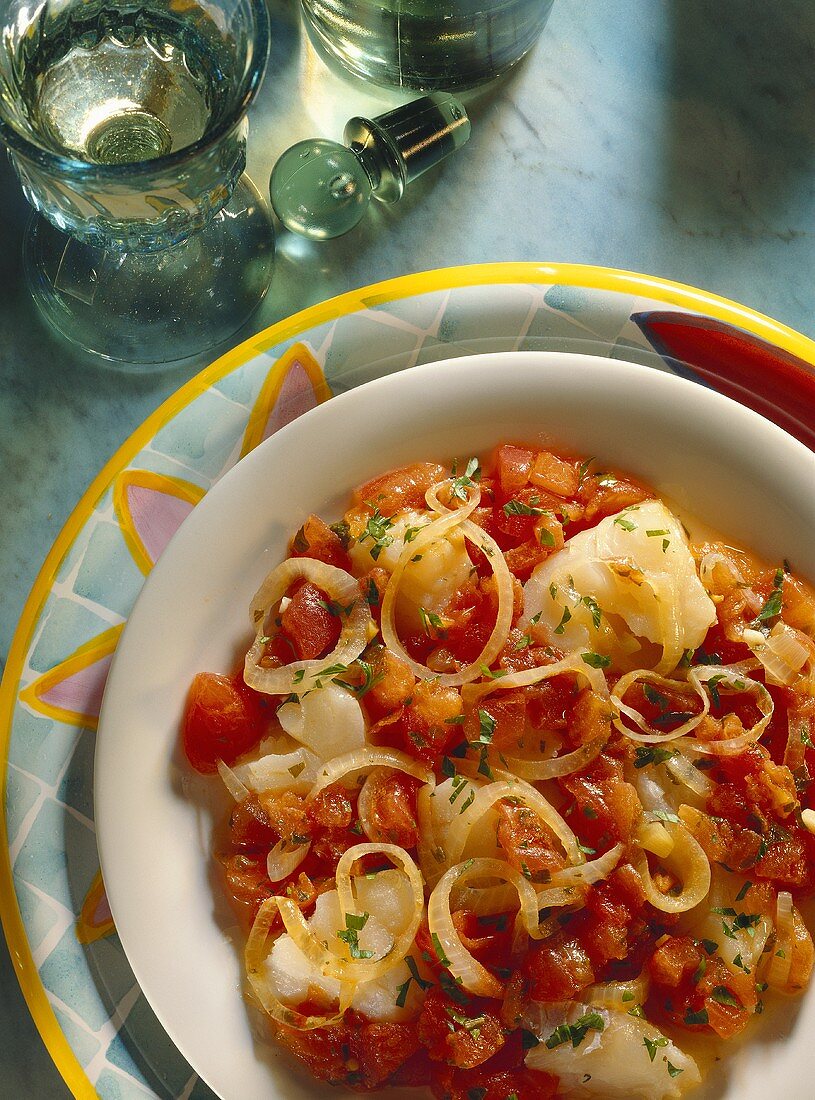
[
  {"x1": 647, "y1": 935, "x2": 757, "y2": 1039},
  {"x1": 359, "y1": 770, "x2": 419, "y2": 848},
  {"x1": 395, "y1": 681, "x2": 463, "y2": 763},
  {"x1": 263, "y1": 789, "x2": 310, "y2": 842},
  {"x1": 567, "y1": 688, "x2": 613, "y2": 746},
  {"x1": 443, "y1": 577, "x2": 500, "y2": 666},
  {"x1": 559, "y1": 753, "x2": 641, "y2": 848},
  {"x1": 227, "y1": 796, "x2": 276, "y2": 851},
  {"x1": 529, "y1": 450, "x2": 580, "y2": 497},
  {"x1": 277, "y1": 1015, "x2": 419, "y2": 1087},
  {"x1": 362, "y1": 646, "x2": 416, "y2": 721},
  {"x1": 465, "y1": 690, "x2": 526, "y2": 752},
  {"x1": 418, "y1": 988, "x2": 505, "y2": 1069},
  {"x1": 182, "y1": 671, "x2": 266, "y2": 773},
  {"x1": 289, "y1": 513, "x2": 351, "y2": 571},
  {"x1": 525, "y1": 935, "x2": 595, "y2": 1001},
  {"x1": 218, "y1": 852, "x2": 273, "y2": 925},
  {"x1": 431, "y1": 1064, "x2": 559, "y2": 1100},
  {"x1": 495, "y1": 444, "x2": 533, "y2": 497},
  {"x1": 451, "y1": 910, "x2": 514, "y2": 974},
  {"x1": 354, "y1": 461, "x2": 447, "y2": 516},
  {"x1": 307, "y1": 783, "x2": 354, "y2": 830},
  {"x1": 578, "y1": 474, "x2": 649, "y2": 521},
  {"x1": 504, "y1": 538, "x2": 551, "y2": 580},
  {"x1": 525, "y1": 675, "x2": 577, "y2": 732},
  {"x1": 280, "y1": 581, "x2": 341, "y2": 660},
  {"x1": 497, "y1": 800, "x2": 566, "y2": 882}
]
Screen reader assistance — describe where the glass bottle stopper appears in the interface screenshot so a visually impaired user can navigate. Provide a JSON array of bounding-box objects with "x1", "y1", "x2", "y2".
[{"x1": 270, "y1": 93, "x2": 471, "y2": 240}]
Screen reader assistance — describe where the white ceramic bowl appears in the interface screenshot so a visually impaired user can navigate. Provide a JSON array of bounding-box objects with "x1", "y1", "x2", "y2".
[{"x1": 95, "y1": 352, "x2": 815, "y2": 1100}]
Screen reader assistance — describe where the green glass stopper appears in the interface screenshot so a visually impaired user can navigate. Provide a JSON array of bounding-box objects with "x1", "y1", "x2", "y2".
[{"x1": 270, "y1": 93, "x2": 471, "y2": 240}]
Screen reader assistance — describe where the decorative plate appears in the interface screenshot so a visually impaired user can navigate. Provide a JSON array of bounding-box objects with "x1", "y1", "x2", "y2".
[{"x1": 2, "y1": 262, "x2": 815, "y2": 1100}]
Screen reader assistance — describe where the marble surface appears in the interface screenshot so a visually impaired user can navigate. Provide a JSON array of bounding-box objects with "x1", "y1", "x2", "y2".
[{"x1": 2, "y1": 0, "x2": 815, "y2": 1094}]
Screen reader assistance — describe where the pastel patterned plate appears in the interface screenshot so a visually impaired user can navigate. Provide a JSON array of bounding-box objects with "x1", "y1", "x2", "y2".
[{"x1": 2, "y1": 262, "x2": 815, "y2": 1099}]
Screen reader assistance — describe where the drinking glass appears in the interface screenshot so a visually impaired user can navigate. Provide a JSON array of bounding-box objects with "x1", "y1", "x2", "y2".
[
  {"x1": 0, "y1": 0, "x2": 273, "y2": 366},
  {"x1": 300, "y1": 0, "x2": 555, "y2": 91}
]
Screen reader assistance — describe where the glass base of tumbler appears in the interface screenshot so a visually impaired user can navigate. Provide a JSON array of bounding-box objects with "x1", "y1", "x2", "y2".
[{"x1": 23, "y1": 176, "x2": 274, "y2": 368}]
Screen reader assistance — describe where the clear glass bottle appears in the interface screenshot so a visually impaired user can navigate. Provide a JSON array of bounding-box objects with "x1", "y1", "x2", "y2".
[{"x1": 300, "y1": 0, "x2": 555, "y2": 91}]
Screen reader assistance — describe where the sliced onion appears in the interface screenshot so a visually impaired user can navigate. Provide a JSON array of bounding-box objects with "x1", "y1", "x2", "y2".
[
  {"x1": 244, "y1": 557, "x2": 372, "y2": 696},
  {"x1": 416, "y1": 781, "x2": 447, "y2": 890},
  {"x1": 217, "y1": 758, "x2": 250, "y2": 801},
  {"x1": 446, "y1": 776, "x2": 583, "y2": 869},
  {"x1": 245, "y1": 898, "x2": 343, "y2": 1031},
  {"x1": 766, "y1": 890, "x2": 794, "y2": 990},
  {"x1": 267, "y1": 839, "x2": 311, "y2": 883},
  {"x1": 232, "y1": 746, "x2": 320, "y2": 795},
  {"x1": 611, "y1": 669, "x2": 708, "y2": 743},
  {"x1": 635, "y1": 821, "x2": 674, "y2": 859},
  {"x1": 306, "y1": 747, "x2": 432, "y2": 804},
  {"x1": 744, "y1": 623, "x2": 811, "y2": 688},
  {"x1": 274, "y1": 846, "x2": 423, "y2": 983},
  {"x1": 585, "y1": 973, "x2": 649, "y2": 1010},
  {"x1": 380, "y1": 505, "x2": 514, "y2": 687},
  {"x1": 424, "y1": 477, "x2": 482, "y2": 519},
  {"x1": 699, "y1": 551, "x2": 746, "y2": 596},
  {"x1": 357, "y1": 769, "x2": 388, "y2": 842},
  {"x1": 428, "y1": 858, "x2": 545, "y2": 998},
  {"x1": 462, "y1": 651, "x2": 609, "y2": 711},
  {"x1": 499, "y1": 735, "x2": 606, "y2": 782},
  {"x1": 630, "y1": 819, "x2": 710, "y2": 914},
  {"x1": 335, "y1": 842, "x2": 425, "y2": 976},
  {"x1": 665, "y1": 750, "x2": 714, "y2": 797},
  {"x1": 681, "y1": 666, "x2": 773, "y2": 756},
  {"x1": 549, "y1": 842, "x2": 624, "y2": 887}
]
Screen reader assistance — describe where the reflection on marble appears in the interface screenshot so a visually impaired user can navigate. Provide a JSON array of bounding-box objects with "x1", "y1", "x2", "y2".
[{"x1": 2, "y1": 0, "x2": 815, "y2": 1093}]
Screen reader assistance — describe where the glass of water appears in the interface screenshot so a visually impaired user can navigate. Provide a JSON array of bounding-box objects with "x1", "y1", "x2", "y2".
[
  {"x1": 0, "y1": 0, "x2": 273, "y2": 366},
  {"x1": 301, "y1": 0, "x2": 555, "y2": 90}
]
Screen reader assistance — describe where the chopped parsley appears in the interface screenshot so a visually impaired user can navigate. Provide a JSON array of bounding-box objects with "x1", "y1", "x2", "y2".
[
  {"x1": 643, "y1": 1036, "x2": 669, "y2": 1062},
  {"x1": 667, "y1": 1062, "x2": 684, "y2": 1078},
  {"x1": 651, "y1": 809, "x2": 681, "y2": 824},
  {"x1": 613, "y1": 515, "x2": 637, "y2": 532},
  {"x1": 503, "y1": 498, "x2": 545, "y2": 517},
  {"x1": 337, "y1": 912, "x2": 374, "y2": 959},
  {"x1": 683, "y1": 1007, "x2": 709, "y2": 1026},
  {"x1": 577, "y1": 457, "x2": 595, "y2": 488},
  {"x1": 450, "y1": 458, "x2": 481, "y2": 502},
  {"x1": 336, "y1": 658, "x2": 385, "y2": 699},
  {"x1": 581, "y1": 651, "x2": 611, "y2": 669},
  {"x1": 419, "y1": 606, "x2": 447, "y2": 638},
  {"x1": 431, "y1": 932, "x2": 451, "y2": 968},
  {"x1": 581, "y1": 595, "x2": 603, "y2": 628},
  {"x1": 633, "y1": 746, "x2": 676, "y2": 769},
  {"x1": 395, "y1": 955, "x2": 432, "y2": 1007},
  {"x1": 754, "y1": 568, "x2": 784, "y2": 626},
  {"x1": 359, "y1": 507, "x2": 394, "y2": 560},
  {"x1": 711, "y1": 987, "x2": 741, "y2": 1007},
  {"x1": 545, "y1": 1011, "x2": 604, "y2": 1050},
  {"x1": 521, "y1": 1029, "x2": 540, "y2": 1050},
  {"x1": 554, "y1": 606, "x2": 572, "y2": 635}
]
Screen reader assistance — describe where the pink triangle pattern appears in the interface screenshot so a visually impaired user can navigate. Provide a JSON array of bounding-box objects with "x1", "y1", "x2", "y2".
[{"x1": 126, "y1": 483, "x2": 197, "y2": 566}]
